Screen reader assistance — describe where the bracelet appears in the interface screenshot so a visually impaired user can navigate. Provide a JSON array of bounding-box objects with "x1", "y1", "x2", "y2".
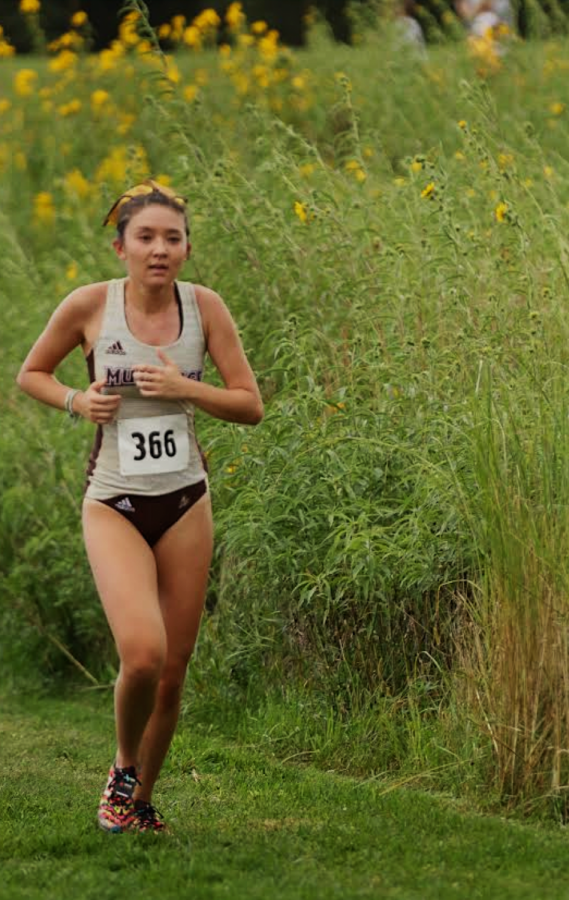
[{"x1": 64, "y1": 389, "x2": 80, "y2": 419}]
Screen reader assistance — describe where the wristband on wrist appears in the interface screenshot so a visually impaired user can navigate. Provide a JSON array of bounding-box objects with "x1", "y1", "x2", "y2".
[{"x1": 64, "y1": 388, "x2": 80, "y2": 419}]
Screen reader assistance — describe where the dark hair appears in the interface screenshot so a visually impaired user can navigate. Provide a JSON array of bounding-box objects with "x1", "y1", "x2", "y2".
[{"x1": 116, "y1": 191, "x2": 190, "y2": 240}]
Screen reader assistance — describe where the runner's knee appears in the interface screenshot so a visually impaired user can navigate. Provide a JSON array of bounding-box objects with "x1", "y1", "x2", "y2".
[
  {"x1": 120, "y1": 643, "x2": 166, "y2": 683},
  {"x1": 156, "y1": 665, "x2": 188, "y2": 709}
]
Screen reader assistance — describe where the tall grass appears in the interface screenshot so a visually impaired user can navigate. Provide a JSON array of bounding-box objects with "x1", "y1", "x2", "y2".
[{"x1": 2, "y1": 5, "x2": 569, "y2": 814}]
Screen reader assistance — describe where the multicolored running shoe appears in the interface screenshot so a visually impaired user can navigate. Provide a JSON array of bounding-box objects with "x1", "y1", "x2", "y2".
[
  {"x1": 97, "y1": 764, "x2": 140, "y2": 833},
  {"x1": 131, "y1": 801, "x2": 168, "y2": 834}
]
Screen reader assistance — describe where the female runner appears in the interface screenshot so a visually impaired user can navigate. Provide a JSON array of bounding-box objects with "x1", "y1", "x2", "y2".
[{"x1": 17, "y1": 180, "x2": 264, "y2": 833}]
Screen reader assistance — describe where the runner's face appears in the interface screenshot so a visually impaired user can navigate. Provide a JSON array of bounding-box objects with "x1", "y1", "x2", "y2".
[{"x1": 114, "y1": 204, "x2": 190, "y2": 286}]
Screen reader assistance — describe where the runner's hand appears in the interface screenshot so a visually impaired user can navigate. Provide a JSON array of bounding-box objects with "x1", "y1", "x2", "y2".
[
  {"x1": 74, "y1": 379, "x2": 121, "y2": 423},
  {"x1": 132, "y1": 351, "x2": 186, "y2": 399}
]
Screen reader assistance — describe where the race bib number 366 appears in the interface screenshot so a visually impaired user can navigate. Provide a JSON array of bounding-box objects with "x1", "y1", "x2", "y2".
[{"x1": 117, "y1": 414, "x2": 190, "y2": 476}]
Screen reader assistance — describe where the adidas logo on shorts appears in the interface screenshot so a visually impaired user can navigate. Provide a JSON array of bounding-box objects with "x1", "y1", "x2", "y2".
[
  {"x1": 106, "y1": 340, "x2": 127, "y2": 355},
  {"x1": 115, "y1": 497, "x2": 135, "y2": 513},
  {"x1": 178, "y1": 494, "x2": 190, "y2": 509}
]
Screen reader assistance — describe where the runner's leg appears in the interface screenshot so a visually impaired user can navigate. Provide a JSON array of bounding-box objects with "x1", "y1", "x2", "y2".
[
  {"x1": 133, "y1": 493, "x2": 214, "y2": 803},
  {"x1": 82, "y1": 499, "x2": 167, "y2": 768}
]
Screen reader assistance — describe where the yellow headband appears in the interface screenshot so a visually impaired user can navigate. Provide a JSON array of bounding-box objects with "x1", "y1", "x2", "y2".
[{"x1": 103, "y1": 179, "x2": 186, "y2": 227}]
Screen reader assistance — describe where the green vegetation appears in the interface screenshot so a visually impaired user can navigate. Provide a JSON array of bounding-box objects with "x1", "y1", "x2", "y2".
[
  {"x1": 4, "y1": 693, "x2": 569, "y2": 900},
  {"x1": 2, "y1": 5, "x2": 569, "y2": 823}
]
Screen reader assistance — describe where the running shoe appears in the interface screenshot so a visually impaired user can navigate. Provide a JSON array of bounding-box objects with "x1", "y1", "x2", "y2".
[
  {"x1": 97, "y1": 764, "x2": 140, "y2": 833},
  {"x1": 131, "y1": 800, "x2": 168, "y2": 833}
]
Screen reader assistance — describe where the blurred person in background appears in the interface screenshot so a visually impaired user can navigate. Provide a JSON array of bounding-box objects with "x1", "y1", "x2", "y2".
[
  {"x1": 395, "y1": 0, "x2": 426, "y2": 50},
  {"x1": 455, "y1": 0, "x2": 513, "y2": 34}
]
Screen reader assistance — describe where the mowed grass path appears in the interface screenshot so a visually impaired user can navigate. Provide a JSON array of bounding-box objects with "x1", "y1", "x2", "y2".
[{"x1": 2, "y1": 694, "x2": 569, "y2": 900}]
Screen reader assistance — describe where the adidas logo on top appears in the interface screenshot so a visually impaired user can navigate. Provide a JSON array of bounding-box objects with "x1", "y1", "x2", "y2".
[
  {"x1": 115, "y1": 497, "x2": 135, "y2": 513},
  {"x1": 106, "y1": 340, "x2": 126, "y2": 355}
]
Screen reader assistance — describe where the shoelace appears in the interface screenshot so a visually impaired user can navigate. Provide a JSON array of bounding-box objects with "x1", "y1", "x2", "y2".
[
  {"x1": 109, "y1": 768, "x2": 141, "y2": 800},
  {"x1": 135, "y1": 803, "x2": 165, "y2": 829}
]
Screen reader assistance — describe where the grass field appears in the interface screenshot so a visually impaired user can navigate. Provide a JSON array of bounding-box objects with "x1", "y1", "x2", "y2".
[
  {"x1": 3, "y1": 2, "x2": 569, "y2": 825},
  {"x1": 4, "y1": 692, "x2": 569, "y2": 900}
]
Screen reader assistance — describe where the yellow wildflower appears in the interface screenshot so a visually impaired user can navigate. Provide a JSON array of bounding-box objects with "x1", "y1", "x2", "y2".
[
  {"x1": 155, "y1": 174, "x2": 172, "y2": 187},
  {"x1": 64, "y1": 168, "x2": 91, "y2": 198},
  {"x1": 299, "y1": 163, "x2": 315, "y2": 177},
  {"x1": 394, "y1": 176, "x2": 406, "y2": 186},
  {"x1": 49, "y1": 50, "x2": 78, "y2": 72},
  {"x1": 0, "y1": 40, "x2": 16, "y2": 58},
  {"x1": 421, "y1": 182, "x2": 435, "y2": 199},
  {"x1": 91, "y1": 89, "x2": 110, "y2": 111},
  {"x1": 54, "y1": 31, "x2": 83, "y2": 50},
  {"x1": 253, "y1": 64, "x2": 270, "y2": 88},
  {"x1": 57, "y1": 99, "x2": 82, "y2": 117},
  {"x1": 158, "y1": 23, "x2": 172, "y2": 39},
  {"x1": 454, "y1": 151, "x2": 465, "y2": 161},
  {"x1": 14, "y1": 69, "x2": 38, "y2": 97},
  {"x1": 183, "y1": 84, "x2": 199, "y2": 103},
  {"x1": 226, "y1": 2, "x2": 245, "y2": 30},
  {"x1": 544, "y1": 165, "x2": 554, "y2": 179},
  {"x1": 119, "y1": 12, "x2": 140, "y2": 46},
  {"x1": 71, "y1": 10, "x2": 87, "y2": 27},
  {"x1": 251, "y1": 20, "x2": 268, "y2": 34},
  {"x1": 363, "y1": 147, "x2": 374, "y2": 159},
  {"x1": 34, "y1": 192, "x2": 55, "y2": 224},
  {"x1": 183, "y1": 26, "x2": 201, "y2": 48},
  {"x1": 498, "y1": 152, "x2": 514, "y2": 169},
  {"x1": 291, "y1": 75, "x2": 306, "y2": 91},
  {"x1": 165, "y1": 59, "x2": 181, "y2": 83},
  {"x1": 95, "y1": 147, "x2": 128, "y2": 185},
  {"x1": 20, "y1": 0, "x2": 40, "y2": 13},
  {"x1": 326, "y1": 401, "x2": 346, "y2": 415},
  {"x1": 458, "y1": 119, "x2": 467, "y2": 129},
  {"x1": 219, "y1": 43, "x2": 231, "y2": 57},
  {"x1": 66, "y1": 262, "x2": 78, "y2": 280},
  {"x1": 294, "y1": 201, "x2": 308, "y2": 223},
  {"x1": 171, "y1": 15, "x2": 186, "y2": 33},
  {"x1": 99, "y1": 47, "x2": 123, "y2": 72},
  {"x1": 259, "y1": 32, "x2": 279, "y2": 60},
  {"x1": 410, "y1": 160, "x2": 423, "y2": 173},
  {"x1": 495, "y1": 201, "x2": 508, "y2": 222},
  {"x1": 232, "y1": 72, "x2": 249, "y2": 94},
  {"x1": 0, "y1": 99, "x2": 11, "y2": 114},
  {"x1": 466, "y1": 188, "x2": 476, "y2": 197},
  {"x1": 193, "y1": 9, "x2": 221, "y2": 30},
  {"x1": 345, "y1": 159, "x2": 366, "y2": 181},
  {"x1": 117, "y1": 113, "x2": 135, "y2": 135}
]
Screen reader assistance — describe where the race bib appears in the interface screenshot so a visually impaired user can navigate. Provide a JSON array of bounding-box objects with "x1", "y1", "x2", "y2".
[{"x1": 117, "y1": 414, "x2": 190, "y2": 476}]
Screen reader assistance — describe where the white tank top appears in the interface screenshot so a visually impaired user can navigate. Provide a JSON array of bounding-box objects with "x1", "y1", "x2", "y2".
[{"x1": 84, "y1": 278, "x2": 207, "y2": 500}]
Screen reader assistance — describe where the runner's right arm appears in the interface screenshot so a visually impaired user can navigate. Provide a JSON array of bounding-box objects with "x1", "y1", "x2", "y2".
[{"x1": 17, "y1": 289, "x2": 121, "y2": 423}]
